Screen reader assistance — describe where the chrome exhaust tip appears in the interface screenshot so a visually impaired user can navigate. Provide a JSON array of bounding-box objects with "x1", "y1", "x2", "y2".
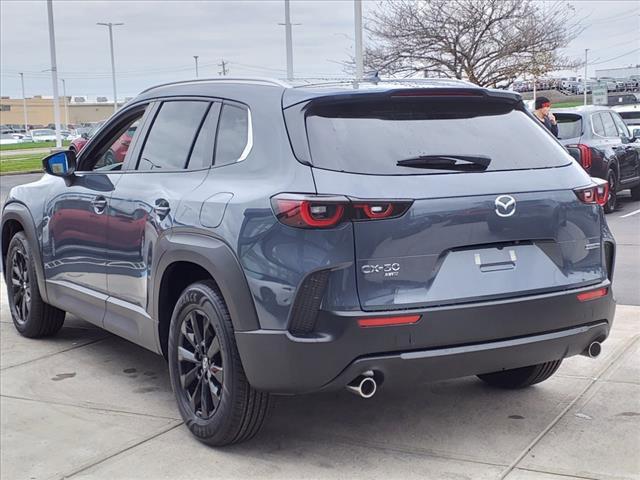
[
  {"x1": 346, "y1": 371, "x2": 377, "y2": 399},
  {"x1": 583, "y1": 341, "x2": 602, "y2": 358}
]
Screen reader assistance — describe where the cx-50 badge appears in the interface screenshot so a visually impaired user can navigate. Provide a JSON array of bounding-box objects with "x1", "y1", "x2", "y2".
[
  {"x1": 494, "y1": 195, "x2": 517, "y2": 217},
  {"x1": 361, "y1": 263, "x2": 400, "y2": 277}
]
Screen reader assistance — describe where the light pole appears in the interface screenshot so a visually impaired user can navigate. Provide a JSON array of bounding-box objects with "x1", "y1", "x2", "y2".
[
  {"x1": 97, "y1": 22, "x2": 124, "y2": 113},
  {"x1": 193, "y1": 55, "x2": 199, "y2": 78},
  {"x1": 19, "y1": 73, "x2": 28, "y2": 133},
  {"x1": 584, "y1": 48, "x2": 589, "y2": 106},
  {"x1": 279, "y1": 0, "x2": 300, "y2": 81},
  {"x1": 61, "y1": 78, "x2": 69, "y2": 129},
  {"x1": 46, "y1": 0, "x2": 62, "y2": 148},
  {"x1": 354, "y1": 0, "x2": 363, "y2": 83}
]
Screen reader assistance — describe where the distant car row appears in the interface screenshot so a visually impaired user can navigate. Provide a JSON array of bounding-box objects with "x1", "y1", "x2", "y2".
[
  {"x1": 512, "y1": 76, "x2": 640, "y2": 95},
  {"x1": 0, "y1": 122, "x2": 105, "y2": 145}
]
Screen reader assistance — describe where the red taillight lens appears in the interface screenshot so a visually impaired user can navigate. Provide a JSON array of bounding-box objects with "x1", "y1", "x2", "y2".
[
  {"x1": 575, "y1": 178, "x2": 609, "y2": 207},
  {"x1": 271, "y1": 195, "x2": 412, "y2": 229},
  {"x1": 577, "y1": 287, "x2": 608, "y2": 302},
  {"x1": 358, "y1": 315, "x2": 421, "y2": 328},
  {"x1": 568, "y1": 144, "x2": 592, "y2": 169}
]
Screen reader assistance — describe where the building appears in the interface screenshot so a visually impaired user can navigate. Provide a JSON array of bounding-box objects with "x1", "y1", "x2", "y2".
[
  {"x1": 0, "y1": 96, "x2": 124, "y2": 128},
  {"x1": 595, "y1": 66, "x2": 640, "y2": 79}
]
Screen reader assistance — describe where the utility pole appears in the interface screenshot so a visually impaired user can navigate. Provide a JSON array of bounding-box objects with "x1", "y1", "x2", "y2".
[
  {"x1": 61, "y1": 78, "x2": 69, "y2": 129},
  {"x1": 193, "y1": 55, "x2": 199, "y2": 78},
  {"x1": 218, "y1": 59, "x2": 228, "y2": 76},
  {"x1": 19, "y1": 73, "x2": 28, "y2": 133},
  {"x1": 97, "y1": 22, "x2": 124, "y2": 113},
  {"x1": 584, "y1": 48, "x2": 589, "y2": 106},
  {"x1": 354, "y1": 0, "x2": 363, "y2": 83},
  {"x1": 46, "y1": 0, "x2": 62, "y2": 148},
  {"x1": 278, "y1": 0, "x2": 300, "y2": 81}
]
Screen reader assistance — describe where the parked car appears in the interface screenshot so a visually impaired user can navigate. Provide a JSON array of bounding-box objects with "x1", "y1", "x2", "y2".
[
  {"x1": 554, "y1": 105, "x2": 640, "y2": 212},
  {"x1": 2, "y1": 78, "x2": 616, "y2": 447},
  {"x1": 28, "y1": 129, "x2": 58, "y2": 142},
  {"x1": 612, "y1": 103, "x2": 640, "y2": 137},
  {"x1": 0, "y1": 133, "x2": 21, "y2": 145},
  {"x1": 68, "y1": 121, "x2": 105, "y2": 155}
]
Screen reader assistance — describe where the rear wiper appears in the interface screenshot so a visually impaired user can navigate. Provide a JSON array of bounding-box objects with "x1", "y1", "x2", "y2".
[{"x1": 396, "y1": 154, "x2": 491, "y2": 171}]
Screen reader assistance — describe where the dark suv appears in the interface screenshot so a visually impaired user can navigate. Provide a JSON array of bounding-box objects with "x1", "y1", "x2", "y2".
[
  {"x1": 554, "y1": 106, "x2": 640, "y2": 212},
  {"x1": 2, "y1": 78, "x2": 616, "y2": 446}
]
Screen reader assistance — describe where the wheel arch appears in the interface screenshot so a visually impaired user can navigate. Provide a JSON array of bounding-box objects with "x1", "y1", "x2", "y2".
[
  {"x1": 153, "y1": 231, "x2": 260, "y2": 357},
  {"x1": 1, "y1": 203, "x2": 48, "y2": 303}
]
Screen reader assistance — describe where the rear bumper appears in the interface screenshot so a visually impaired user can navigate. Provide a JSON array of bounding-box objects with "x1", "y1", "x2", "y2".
[{"x1": 235, "y1": 282, "x2": 615, "y2": 394}]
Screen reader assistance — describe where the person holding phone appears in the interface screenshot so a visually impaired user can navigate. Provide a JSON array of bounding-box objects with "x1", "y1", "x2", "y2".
[{"x1": 533, "y1": 96, "x2": 559, "y2": 138}]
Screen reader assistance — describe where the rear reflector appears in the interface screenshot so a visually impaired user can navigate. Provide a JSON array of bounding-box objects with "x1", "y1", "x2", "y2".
[
  {"x1": 358, "y1": 315, "x2": 421, "y2": 328},
  {"x1": 577, "y1": 287, "x2": 608, "y2": 302}
]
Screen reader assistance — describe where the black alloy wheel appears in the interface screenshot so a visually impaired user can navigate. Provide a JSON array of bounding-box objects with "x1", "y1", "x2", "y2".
[
  {"x1": 9, "y1": 246, "x2": 31, "y2": 325},
  {"x1": 177, "y1": 308, "x2": 224, "y2": 419}
]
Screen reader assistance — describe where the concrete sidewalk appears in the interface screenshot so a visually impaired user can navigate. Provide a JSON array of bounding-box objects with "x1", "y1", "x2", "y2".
[{"x1": 0, "y1": 283, "x2": 638, "y2": 480}]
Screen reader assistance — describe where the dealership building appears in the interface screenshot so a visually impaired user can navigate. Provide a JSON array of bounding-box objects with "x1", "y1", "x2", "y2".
[{"x1": 595, "y1": 66, "x2": 640, "y2": 79}]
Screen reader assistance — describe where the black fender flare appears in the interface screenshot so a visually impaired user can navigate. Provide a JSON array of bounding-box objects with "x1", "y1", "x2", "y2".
[
  {"x1": 1, "y1": 202, "x2": 49, "y2": 303},
  {"x1": 153, "y1": 231, "x2": 260, "y2": 332}
]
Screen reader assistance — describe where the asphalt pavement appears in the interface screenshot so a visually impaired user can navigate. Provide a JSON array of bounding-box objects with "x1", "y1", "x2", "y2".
[{"x1": 0, "y1": 173, "x2": 638, "y2": 480}]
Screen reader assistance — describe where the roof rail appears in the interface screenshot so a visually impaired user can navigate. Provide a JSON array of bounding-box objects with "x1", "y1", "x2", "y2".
[{"x1": 140, "y1": 77, "x2": 291, "y2": 94}]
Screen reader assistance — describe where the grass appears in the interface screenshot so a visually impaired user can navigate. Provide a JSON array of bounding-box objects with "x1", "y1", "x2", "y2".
[
  {"x1": 0, "y1": 140, "x2": 71, "y2": 151},
  {"x1": 553, "y1": 101, "x2": 585, "y2": 108},
  {"x1": 0, "y1": 152, "x2": 44, "y2": 174}
]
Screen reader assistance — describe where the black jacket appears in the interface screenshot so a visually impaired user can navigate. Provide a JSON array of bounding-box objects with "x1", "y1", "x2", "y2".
[{"x1": 541, "y1": 115, "x2": 559, "y2": 138}]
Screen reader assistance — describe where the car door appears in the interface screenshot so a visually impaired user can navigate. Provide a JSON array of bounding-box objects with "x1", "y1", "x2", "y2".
[
  {"x1": 42, "y1": 105, "x2": 149, "y2": 326},
  {"x1": 599, "y1": 111, "x2": 633, "y2": 183},
  {"x1": 611, "y1": 111, "x2": 640, "y2": 183},
  {"x1": 103, "y1": 99, "x2": 217, "y2": 350}
]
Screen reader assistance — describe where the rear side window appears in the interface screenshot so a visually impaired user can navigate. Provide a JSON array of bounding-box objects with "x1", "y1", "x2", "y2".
[
  {"x1": 555, "y1": 114, "x2": 582, "y2": 140},
  {"x1": 600, "y1": 112, "x2": 618, "y2": 138},
  {"x1": 304, "y1": 99, "x2": 571, "y2": 175},
  {"x1": 138, "y1": 101, "x2": 208, "y2": 171},
  {"x1": 215, "y1": 104, "x2": 250, "y2": 166},
  {"x1": 592, "y1": 113, "x2": 606, "y2": 136},
  {"x1": 188, "y1": 104, "x2": 219, "y2": 170}
]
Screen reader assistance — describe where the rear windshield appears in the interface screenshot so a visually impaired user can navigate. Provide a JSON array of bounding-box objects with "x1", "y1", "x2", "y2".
[
  {"x1": 555, "y1": 113, "x2": 583, "y2": 139},
  {"x1": 305, "y1": 99, "x2": 572, "y2": 175}
]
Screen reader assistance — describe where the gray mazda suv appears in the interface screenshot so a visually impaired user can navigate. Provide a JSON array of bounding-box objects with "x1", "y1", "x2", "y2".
[{"x1": 1, "y1": 78, "x2": 616, "y2": 446}]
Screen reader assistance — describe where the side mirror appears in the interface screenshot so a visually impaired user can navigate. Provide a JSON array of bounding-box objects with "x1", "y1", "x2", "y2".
[{"x1": 43, "y1": 150, "x2": 76, "y2": 178}]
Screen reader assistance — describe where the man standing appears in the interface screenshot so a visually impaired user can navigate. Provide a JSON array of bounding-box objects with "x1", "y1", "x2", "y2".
[{"x1": 533, "y1": 96, "x2": 558, "y2": 138}]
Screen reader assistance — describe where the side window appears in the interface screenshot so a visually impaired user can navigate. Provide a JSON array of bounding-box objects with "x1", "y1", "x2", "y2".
[
  {"x1": 81, "y1": 110, "x2": 145, "y2": 172},
  {"x1": 214, "y1": 104, "x2": 250, "y2": 166},
  {"x1": 600, "y1": 112, "x2": 618, "y2": 138},
  {"x1": 187, "y1": 103, "x2": 219, "y2": 170},
  {"x1": 138, "y1": 101, "x2": 209, "y2": 171},
  {"x1": 592, "y1": 113, "x2": 605, "y2": 137},
  {"x1": 611, "y1": 112, "x2": 630, "y2": 138}
]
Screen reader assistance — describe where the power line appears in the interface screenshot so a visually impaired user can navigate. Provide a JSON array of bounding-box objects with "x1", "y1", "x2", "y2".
[{"x1": 590, "y1": 48, "x2": 640, "y2": 66}]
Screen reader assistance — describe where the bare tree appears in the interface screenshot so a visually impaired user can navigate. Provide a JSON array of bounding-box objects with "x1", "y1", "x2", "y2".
[{"x1": 364, "y1": 0, "x2": 582, "y2": 87}]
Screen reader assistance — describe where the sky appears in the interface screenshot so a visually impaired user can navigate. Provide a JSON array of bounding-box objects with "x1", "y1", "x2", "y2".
[{"x1": 0, "y1": 0, "x2": 638, "y2": 100}]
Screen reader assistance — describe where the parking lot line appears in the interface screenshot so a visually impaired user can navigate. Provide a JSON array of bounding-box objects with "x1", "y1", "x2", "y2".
[{"x1": 619, "y1": 208, "x2": 640, "y2": 218}]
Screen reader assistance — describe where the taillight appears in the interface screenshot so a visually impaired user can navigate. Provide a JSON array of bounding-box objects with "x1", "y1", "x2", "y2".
[
  {"x1": 574, "y1": 178, "x2": 609, "y2": 207},
  {"x1": 271, "y1": 194, "x2": 412, "y2": 229},
  {"x1": 568, "y1": 144, "x2": 592, "y2": 169}
]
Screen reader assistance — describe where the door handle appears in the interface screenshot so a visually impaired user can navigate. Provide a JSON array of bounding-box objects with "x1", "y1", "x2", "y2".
[
  {"x1": 154, "y1": 199, "x2": 171, "y2": 219},
  {"x1": 91, "y1": 196, "x2": 107, "y2": 214}
]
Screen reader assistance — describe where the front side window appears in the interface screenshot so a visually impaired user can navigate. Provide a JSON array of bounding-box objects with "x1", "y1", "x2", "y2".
[
  {"x1": 93, "y1": 119, "x2": 141, "y2": 171},
  {"x1": 214, "y1": 104, "x2": 250, "y2": 166},
  {"x1": 138, "y1": 101, "x2": 209, "y2": 171}
]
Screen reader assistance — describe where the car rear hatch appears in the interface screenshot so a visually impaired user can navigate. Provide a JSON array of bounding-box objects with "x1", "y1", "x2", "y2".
[{"x1": 286, "y1": 87, "x2": 606, "y2": 311}]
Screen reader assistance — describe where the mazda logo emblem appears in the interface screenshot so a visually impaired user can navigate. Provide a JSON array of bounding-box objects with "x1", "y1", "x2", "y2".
[{"x1": 495, "y1": 195, "x2": 516, "y2": 217}]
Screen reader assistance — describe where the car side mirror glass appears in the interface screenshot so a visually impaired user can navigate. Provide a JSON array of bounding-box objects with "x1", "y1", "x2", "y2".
[{"x1": 43, "y1": 150, "x2": 76, "y2": 177}]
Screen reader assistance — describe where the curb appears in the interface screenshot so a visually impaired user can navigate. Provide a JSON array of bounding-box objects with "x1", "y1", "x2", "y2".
[{"x1": 0, "y1": 170, "x2": 43, "y2": 176}]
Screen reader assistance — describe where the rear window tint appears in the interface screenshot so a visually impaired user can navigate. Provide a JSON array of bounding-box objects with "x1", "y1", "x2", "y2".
[
  {"x1": 555, "y1": 114, "x2": 582, "y2": 139},
  {"x1": 304, "y1": 99, "x2": 572, "y2": 175}
]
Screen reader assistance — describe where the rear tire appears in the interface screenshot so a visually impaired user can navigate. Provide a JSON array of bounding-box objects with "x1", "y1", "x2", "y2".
[
  {"x1": 5, "y1": 232, "x2": 65, "y2": 338},
  {"x1": 604, "y1": 169, "x2": 617, "y2": 214},
  {"x1": 168, "y1": 280, "x2": 271, "y2": 446},
  {"x1": 477, "y1": 360, "x2": 562, "y2": 389}
]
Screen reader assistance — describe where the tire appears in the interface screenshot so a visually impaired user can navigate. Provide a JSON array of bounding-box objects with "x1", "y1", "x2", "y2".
[
  {"x1": 604, "y1": 169, "x2": 617, "y2": 214},
  {"x1": 168, "y1": 280, "x2": 271, "y2": 446},
  {"x1": 5, "y1": 231, "x2": 65, "y2": 338},
  {"x1": 631, "y1": 185, "x2": 640, "y2": 201},
  {"x1": 477, "y1": 360, "x2": 562, "y2": 389}
]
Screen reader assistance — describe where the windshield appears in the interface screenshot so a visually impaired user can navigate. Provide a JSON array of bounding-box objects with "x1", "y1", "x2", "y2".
[
  {"x1": 304, "y1": 98, "x2": 572, "y2": 175},
  {"x1": 555, "y1": 114, "x2": 583, "y2": 140}
]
